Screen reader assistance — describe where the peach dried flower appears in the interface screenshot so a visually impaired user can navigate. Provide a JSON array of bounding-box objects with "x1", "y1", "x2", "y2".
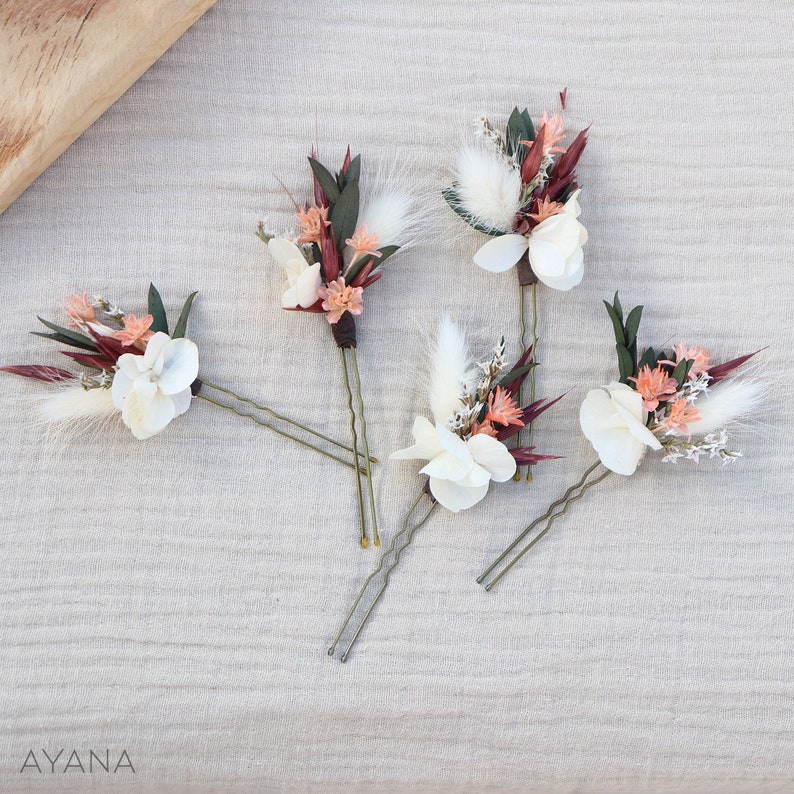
[
  {"x1": 115, "y1": 313, "x2": 155, "y2": 347},
  {"x1": 65, "y1": 292, "x2": 95, "y2": 327},
  {"x1": 662, "y1": 398, "x2": 701, "y2": 436},
  {"x1": 485, "y1": 386, "x2": 524, "y2": 427},
  {"x1": 629, "y1": 364, "x2": 679, "y2": 411},
  {"x1": 345, "y1": 225, "x2": 382, "y2": 266},
  {"x1": 296, "y1": 203, "x2": 330, "y2": 245},
  {"x1": 673, "y1": 342, "x2": 712, "y2": 379},
  {"x1": 317, "y1": 277, "x2": 364, "y2": 324}
]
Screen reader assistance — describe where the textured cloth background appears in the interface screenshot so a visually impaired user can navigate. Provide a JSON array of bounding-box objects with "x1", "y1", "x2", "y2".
[{"x1": 1, "y1": 1, "x2": 792, "y2": 791}]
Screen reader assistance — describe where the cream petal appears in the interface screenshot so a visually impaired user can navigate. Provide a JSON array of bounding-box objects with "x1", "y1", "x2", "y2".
[
  {"x1": 268, "y1": 238, "x2": 307, "y2": 270},
  {"x1": 472, "y1": 234, "x2": 528, "y2": 273},
  {"x1": 591, "y1": 427, "x2": 648, "y2": 476},
  {"x1": 532, "y1": 213, "x2": 582, "y2": 258},
  {"x1": 527, "y1": 237, "x2": 566, "y2": 277},
  {"x1": 143, "y1": 332, "x2": 171, "y2": 369},
  {"x1": 563, "y1": 189, "x2": 582, "y2": 218},
  {"x1": 121, "y1": 378, "x2": 174, "y2": 440},
  {"x1": 420, "y1": 449, "x2": 474, "y2": 481},
  {"x1": 428, "y1": 477, "x2": 490, "y2": 513},
  {"x1": 111, "y1": 368, "x2": 133, "y2": 409},
  {"x1": 456, "y1": 462, "x2": 491, "y2": 488},
  {"x1": 536, "y1": 247, "x2": 584, "y2": 291},
  {"x1": 281, "y1": 284, "x2": 300, "y2": 309},
  {"x1": 156, "y1": 338, "x2": 199, "y2": 396},
  {"x1": 170, "y1": 387, "x2": 193, "y2": 417},
  {"x1": 467, "y1": 434, "x2": 517, "y2": 482},
  {"x1": 296, "y1": 263, "x2": 322, "y2": 308},
  {"x1": 435, "y1": 423, "x2": 472, "y2": 462},
  {"x1": 390, "y1": 416, "x2": 443, "y2": 461},
  {"x1": 116, "y1": 352, "x2": 145, "y2": 380},
  {"x1": 612, "y1": 400, "x2": 663, "y2": 450}
]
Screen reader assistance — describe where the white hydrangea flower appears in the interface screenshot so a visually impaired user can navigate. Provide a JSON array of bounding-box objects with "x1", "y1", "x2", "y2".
[
  {"x1": 579, "y1": 382, "x2": 662, "y2": 475},
  {"x1": 472, "y1": 189, "x2": 588, "y2": 291},
  {"x1": 267, "y1": 238, "x2": 322, "y2": 309},
  {"x1": 112, "y1": 332, "x2": 198, "y2": 440},
  {"x1": 391, "y1": 416, "x2": 516, "y2": 512}
]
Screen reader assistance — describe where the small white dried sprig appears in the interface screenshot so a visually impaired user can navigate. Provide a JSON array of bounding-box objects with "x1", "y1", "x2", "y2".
[
  {"x1": 474, "y1": 115, "x2": 513, "y2": 163},
  {"x1": 661, "y1": 428, "x2": 742, "y2": 464},
  {"x1": 92, "y1": 295, "x2": 125, "y2": 321}
]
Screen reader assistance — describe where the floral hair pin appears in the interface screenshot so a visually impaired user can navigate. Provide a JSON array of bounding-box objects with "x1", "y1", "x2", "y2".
[
  {"x1": 478, "y1": 293, "x2": 763, "y2": 590},
  {"x1": 259, "y1": 147, "x2": 418, "y2": 548},
  {"x1": 1, "y1": 285, "x2": 373, "y2": 472},
  {"x1": 444, "y1": 98, "x2": 588, "y2": 480},
  {"x1": 328, "y1": 316, "x2": 561, "y2": 661}
]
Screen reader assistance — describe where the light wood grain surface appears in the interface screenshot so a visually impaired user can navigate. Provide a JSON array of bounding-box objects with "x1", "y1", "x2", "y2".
[{"x1": 0, "y1": 0, "x2": 217, "y2": 214}]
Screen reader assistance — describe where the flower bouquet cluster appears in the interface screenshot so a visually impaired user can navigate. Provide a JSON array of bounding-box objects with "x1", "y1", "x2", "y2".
[
  {"x1": 478, "y1": 293, "x2": 763, "y2": 590},
  {"x1": 444, "y1": 99, "x2": 589, "y2": 478},
  {"x1": 1, "y1": 285, "x2": 370, "y2": 472},
  {"x1": 328, "y1": 316, "x2": 561, "y2": 661},
  {"x1": 259, "y1": 147, "x2": 418, "y2": 548}
]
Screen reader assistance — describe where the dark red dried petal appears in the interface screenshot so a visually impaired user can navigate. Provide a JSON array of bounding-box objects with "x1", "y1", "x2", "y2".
[
  {"x1": 708, "y1": 350, "x2": 762, "y2": 384},
  {"x1": 551, "y1": 126, "x2": 589, "y2": 181},
  {"x1": 509, "y1": 447, "x2": 563, "y2": 466},
  {"x1": 0, "y1": 365, "x2": 75, "y2": 382},
  {"x1": 520, "y1": 125, "x2": 546, "y2": 185},
  {"x1": 60, "y1": 351, "x2": 115, "y2": 371}
]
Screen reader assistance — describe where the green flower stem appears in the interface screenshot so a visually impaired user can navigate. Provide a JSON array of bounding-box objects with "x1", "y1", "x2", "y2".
[
  {"x1": 200, "y1": 379, "x2": 377, "y2": 465},
  {"x1": 328, "y1": 491, "x2": 437, "y2": 663},
  {"x1": 340, "y1": 348, "x2": 368, "y2": 549},
  {"x1": 350, "y1": 346, "x2": 379, "y2": 547},
  {"x1": 328, "y1": 490, "x2": 425, "y2": 658},
  {"x1": 481, "y1": 463, "x2": 612, "y2": 591},
  {"x1": 514, "y1": 285, "x2": 526, "y2": 482},
  {"x1": 196, "y1": 393, "x2": 366, "y2": 473},
  {"x1": 525, "y1": 282, "x2": 539, "y2": 482}
]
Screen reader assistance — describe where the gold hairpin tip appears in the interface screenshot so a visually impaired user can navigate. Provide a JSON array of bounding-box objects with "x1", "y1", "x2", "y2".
[
  {"x1": 484, "y1": 582, "x2": 495, "y2": 593},
  {"x1": 373, "y1": 538, "x2": 381, "y2": 547},
  {"x1": 360, "y1": 538, "x2": 368, "y2": 549},
  {"x1": 513, "y1": 471, "x2": 522, "y2": 482},
  {"x1": 526, "y1": 472, "x2": 533, "y2": 483}
]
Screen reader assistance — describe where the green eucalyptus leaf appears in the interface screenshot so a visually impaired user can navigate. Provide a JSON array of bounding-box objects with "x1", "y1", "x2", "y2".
[
  {"x1": 624, "y1": 305, "x2": 643, "y2": 347},
  {"x1": 147, "y1": 283, "x2": 169, "y2": 334},
  {"x1": 505, "y1": 107, "x2": 522, "y2": 155},
  {"x1": 612, "y1": 291, "x2": 624, "y2": 322},
  {"x1": 442, "y1": 186, "x2": 504, "y2": 236},
  {"x1": 638, "y1": 346, "x2": 657, "y2": 371},
  {"x1": 35, "y1": 318, "x2": 98, "y2": 350},
  {"x1": 331, "y1": 181, "x2": 360, "y2": 251},
  {"x1": 498, "y1": 363, "x2": 537, "y2": 388},
  {"x1": 671, "y1": 358, "x2": 690, "y2": 387},
  {"x1": 31, "y1": 329, "x2": 98, "y2": 352},
  {"x1": 172, "y1": 291, "x2": 198, "y2": 339},
  {"x1": 603, "y1": 301, "x2": 626, "y2": 346},
  {"x1": 616, "y1": 344, "x2": 634, "y2": 383},
  {"x1": 519, "y1": 108, "x2": 535, "y2": 141},
  {"x1": 344, "y1": 154, "x2": 361, "y2": 184},
  {"x1": 308, "y1": 158, "x2": 341, "y2": 204}
]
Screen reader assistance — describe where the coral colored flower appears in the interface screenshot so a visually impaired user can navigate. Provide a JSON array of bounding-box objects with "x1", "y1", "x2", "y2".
[
  {"x1": 115, "y1": 313, "x2": 155, "y2": 348},
  {"x1": 529, "y1": 196, "x2": 565, "y2": 224},
  {"x1": 485, "y1": 386, "x2": 524, "y2": 427},
  {"x1": 470, "y1": 420, "x2": 498, "y2": 438},
  {"x1": 318, "y1": 277, "x2": 364, "y2": 324},
  {"x1": 673, "y1": 342, "x2": 712, "y2": 379},
  {"x1": 296, "y1": 203, "x2": 330, "y2": 244},
  {"x1": 65, "y1": 293, "x2": 95, "y2": 327},
  {"x1": 345, "y1": 225, "x2": 382, "y2": 266},
  {"x1": 662, "y1": 398, "x2": 701, "y2": 436},
  {"x1": 539, "y1": 111, "x2": 566, "y2": 155},
  {"x1": 629, "y1": 364, "x2": 679, "y2": 411}
]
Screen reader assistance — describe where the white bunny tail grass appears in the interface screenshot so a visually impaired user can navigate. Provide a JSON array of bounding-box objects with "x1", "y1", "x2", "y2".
[
  {"x1": 453, "y1": 143, "x2": 522, "y2": 234},
  {"x1": 429, "y1": 315, "x2": 478, "y2": 426},
  {"x1": 357, "y1": 155, "x2": 431, "y2": 251},
  {"x1": 687, "y1": 378, "x2": 766, "y2": 437}
]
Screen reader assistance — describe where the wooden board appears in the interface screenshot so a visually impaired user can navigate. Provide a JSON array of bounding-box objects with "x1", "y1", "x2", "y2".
[{"x1": 0, "y1": 0, "x2": 218, "y2": 214}]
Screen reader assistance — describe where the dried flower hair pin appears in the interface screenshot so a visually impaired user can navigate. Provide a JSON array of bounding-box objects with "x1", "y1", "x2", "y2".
[
  {"x1": 259, "y1": 146, "x2": 419, "y2": 548},
  {"x1": 328, "y1": 316, "x2": 561, "y2": 661},
  {"x1": 1, "y1": 285, "x2": 373, "y2": 471},
  {"x1": 444, "y1": 94, "x2": 588, "y2": 481},
  {"x1": 478, "y1": 293, "x2": 764, "y2": 590}
]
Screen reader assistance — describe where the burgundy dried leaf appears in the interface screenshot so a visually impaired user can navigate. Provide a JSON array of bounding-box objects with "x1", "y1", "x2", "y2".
[
  {"x1": 551, "y1": 126, "x2": 589, "y2": 181},
  {"x1": 708, "y1": 350, "x2": 762, "y2": 384},
  {"x1": 311, "y1": 149, "x2": 329, "y2": 208},
  {"x1": 541, "y1": 173, "x2": 575, "y2": 203},
  {"x1": 321, "y1": 223, "x2": 340, "y2": 282},
  {"x1": 496, "y1": 393, "x2": 565, "y2": 441},
  {"x1": 503, "y1": 346, "x2": 536, "y2": 397},
  {"x1": 349, "y1": 260, "x2": 375, "y2": 289},
  {"x1": 520, "y1": 125, "x2": 546, "y2": 185},
  {"x1": 360, "y1": 272, "x2": 383, "y2": 289},
  {"x1": 0, "y1": 365, "x2": 75, "y2": 383},
  {"x1": 510, "y1": 447, "x2": 563, "y2": 466},
  {"x1": 60, "y1": 351, "x2": 115, "y2": 371},
  {"x1": 559, "y1": 87, "x2": 568, "y2": 110},
  {"x1": 341, "y1": 145, "x2": 352, "y2": 176}
]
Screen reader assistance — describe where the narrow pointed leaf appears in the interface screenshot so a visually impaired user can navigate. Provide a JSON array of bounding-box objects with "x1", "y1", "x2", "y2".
[
  {"x1": 708, "y1": 350, "x2": 762, "y2": 383},
  {"x1": 172, "y1": 291, "x2": 198, "y2": 339},
  {"x1": 31, "y1": 330, "x2": 98, "y2": 352},
  {"x1": 603, "y1": 301, "x2": 626, "y2": 346},
  {"x1": 147, "y1": 283, "x2": 168, "y2": 334},
  {"x1": 331, "y1": 181, "x2": 360, "y2": 250},
  {"x1": 0, "y1": 364, "x2": 75, "y2": 382},
  {"x1": 308, "y1": 157, "x2": 340, "y2": 204},
  {"x1": 624, "y1": 305, "x2": 643, "y2": 347},
  {"x1": 616, "y1": 344, "x2": 634, "y2": 383},
  {"x1": 442, "y1": 186, "x2": 503, "y2": 235},
  {"x1": 35, "y1": 318, "x2": 97, "y2": 350}
]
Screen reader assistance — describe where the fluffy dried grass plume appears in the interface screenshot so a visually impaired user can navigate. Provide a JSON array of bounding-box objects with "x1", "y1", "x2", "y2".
[
  {"x1": 428, "y1": 315, "x2": 478, "y2": 426},
  {"x1": 454, "y1": 143, "x2": 522, "y2": 234}
]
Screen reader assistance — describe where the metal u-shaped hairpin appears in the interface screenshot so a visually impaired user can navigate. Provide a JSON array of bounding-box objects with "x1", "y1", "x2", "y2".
[{"x1": 328, "y1": 490, "x2": 436, "y2": 661}]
